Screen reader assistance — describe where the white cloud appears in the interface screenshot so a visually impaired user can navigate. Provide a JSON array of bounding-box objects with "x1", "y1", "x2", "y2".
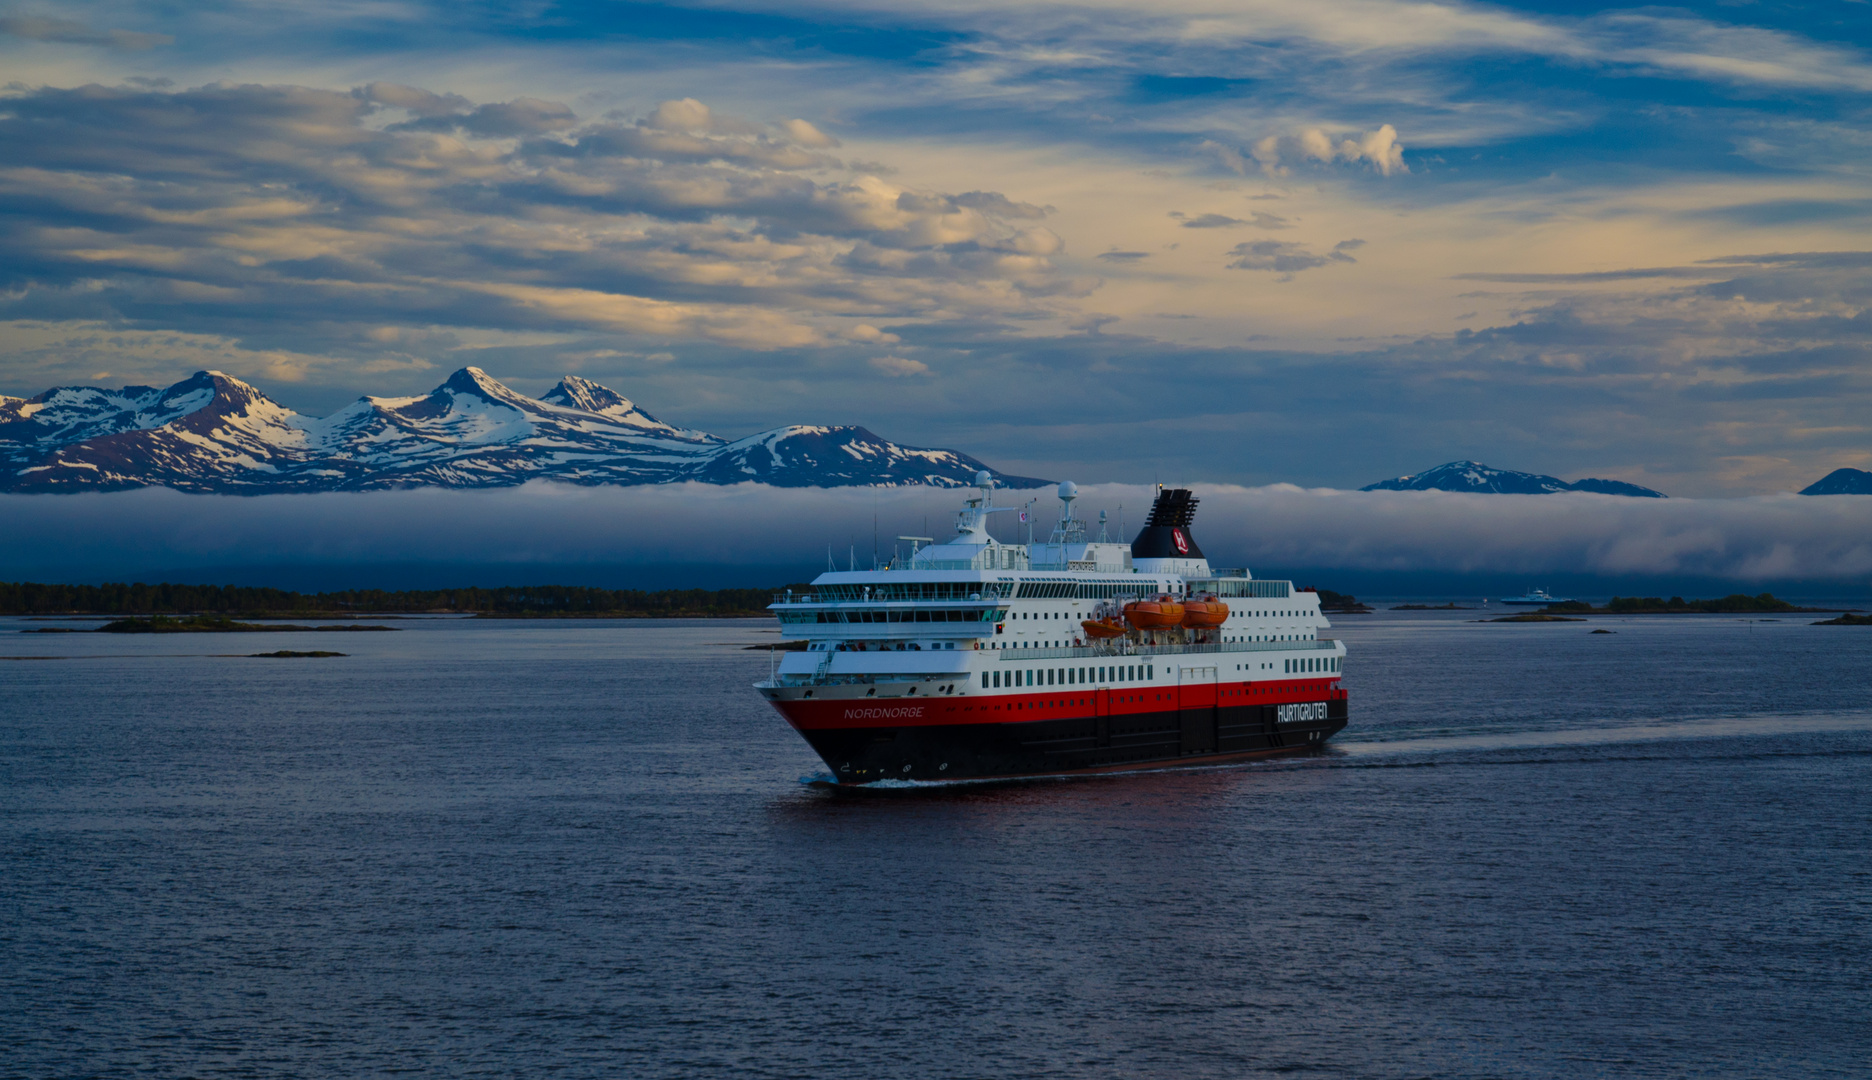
[
  {"x1": 647, "y1": 97, "x2": 716, "y2": 132},
  {"x1": 1253, "y1": 124, "x2": 1408, "y2": 176},
  {"x1": 782, "y1": 118, "x2": 840, "y2": 148},
  {"x1": 2, "y1": 482, "x2": 1867, "y2": 584},
  {"x1": 868, "y1": 355, "x2": 930, "y2": 376}
]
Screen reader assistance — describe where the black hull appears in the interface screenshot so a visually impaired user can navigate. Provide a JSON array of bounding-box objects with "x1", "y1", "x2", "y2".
[{"x1": 797, "y1": 699, "x2": 1349, "y2": 786}]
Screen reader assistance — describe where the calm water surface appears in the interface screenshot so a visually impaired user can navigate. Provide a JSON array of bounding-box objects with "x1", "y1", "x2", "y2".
[{"x1": 2, "y1": 609, "x2": 1869, "y2": 1078}]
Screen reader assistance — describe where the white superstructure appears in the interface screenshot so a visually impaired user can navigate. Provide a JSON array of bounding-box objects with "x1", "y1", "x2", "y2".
[{"x1": 764, "y1": 473, "x2": 1342, "y2": 695}]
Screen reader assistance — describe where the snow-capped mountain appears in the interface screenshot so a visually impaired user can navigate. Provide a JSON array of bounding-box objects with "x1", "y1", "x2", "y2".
[
  {"x1": 1, "y1": 368, "x2": 1048, "y2": 493},
  {"x1": 1362, "y1": 461, "x2": 1667, "y2": 497},
  {"x1": 1799, "y1": 467, "x2": 1872, "y2": 495}
]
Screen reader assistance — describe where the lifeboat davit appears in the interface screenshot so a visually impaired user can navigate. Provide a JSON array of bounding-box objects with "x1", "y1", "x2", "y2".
[
  {"x1": 1182, "y1": 595, "x2": 1229, "y2": 629},
  {"x1": 1124, "y1": 595, "x2": 1185, "y2": 630},
  {"x1": 1081, "y1": 617, "x2": 1127, "y2": 640}
]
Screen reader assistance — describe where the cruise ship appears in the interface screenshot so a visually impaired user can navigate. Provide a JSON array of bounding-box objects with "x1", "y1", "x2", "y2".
[{"x1": 755, "y1": 475, "x2": 1349, "y2": 786}]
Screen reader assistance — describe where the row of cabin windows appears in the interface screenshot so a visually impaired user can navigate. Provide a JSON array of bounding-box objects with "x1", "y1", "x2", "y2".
[
  {"x1": 986, "y1": 664, "x2": 1153, "y2": 689},
  {"x1": 805, "y1": 580, "x2": 1292, "y2": 605},
  {"x1": 817, "y1": 581, "x2": 1156, "y2": 602},
  {"x1": 812, "y1": 584, "x2": 982, "y2": 601},
  {"x1": 1001, "y1": 581, "x2": 1150, "y2": 600},
  {"x1": 784, "y1": 608, "x2": 1001, "y2": 624},
  {"x1": 1285, "y1": 656, "x2": 1341, "y2": 674}
]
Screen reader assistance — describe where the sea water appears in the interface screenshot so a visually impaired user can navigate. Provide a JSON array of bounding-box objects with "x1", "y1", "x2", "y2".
[{"x1": 2, "y1": 609, "x2": 1868, "y2": 1078}]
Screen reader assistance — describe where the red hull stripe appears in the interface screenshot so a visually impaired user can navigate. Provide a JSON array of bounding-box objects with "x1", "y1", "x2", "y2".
[{"x1": 773, "y1": 678, "x2": 1345, "y2": 731}]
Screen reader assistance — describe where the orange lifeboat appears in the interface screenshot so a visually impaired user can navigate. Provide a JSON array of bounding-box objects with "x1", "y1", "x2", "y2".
[
  {"x1": 1181, "y1": 594, "x2": 1229, "y2": 629},
  {"x1": 1124, "y1": 595, "x2": 1185, "y2": 630},
  {"x1": 1080, "y1": 617, "x2": 1127, "y2": 640}
]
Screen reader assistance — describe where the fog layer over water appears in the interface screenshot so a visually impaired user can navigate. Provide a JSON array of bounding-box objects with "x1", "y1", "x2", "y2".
[
  {"x1": 4, "y1": 483, "x2": 1871, "y2": 584},
  {"x1": 2, "y1": 609, "x2": 1868, "y2": 1078}
]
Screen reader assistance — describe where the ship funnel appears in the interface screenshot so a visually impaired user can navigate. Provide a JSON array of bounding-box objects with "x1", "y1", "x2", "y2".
[{"x1": 1130, "y1": 487, "x2": 1204, "y2": 560}]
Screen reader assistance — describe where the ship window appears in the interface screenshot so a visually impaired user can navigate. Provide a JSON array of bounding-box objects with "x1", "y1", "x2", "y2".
[
  {"x1": 981, "y1": 673, "x2": 989, "y2": 688},
  {"x1": 992, "y1": 671, "x2": 1001, "y2": 687}
]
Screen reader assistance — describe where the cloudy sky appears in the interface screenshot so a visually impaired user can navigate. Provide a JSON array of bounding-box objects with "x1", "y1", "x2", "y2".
[{"x1": 3, "y1": 0, "x2": 1870, "y2": 496}]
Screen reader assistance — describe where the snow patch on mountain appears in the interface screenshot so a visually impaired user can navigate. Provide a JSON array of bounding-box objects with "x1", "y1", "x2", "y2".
[
  {"x1": 1363, "y1": 460, "x2": 1667, "y2": 497},
  {"x1": 2, "y1": 367, "x2": 1047, "y2": 494},
  {"x1": 1799, "y1": 467, "x2": 1872, "y2": 495}
]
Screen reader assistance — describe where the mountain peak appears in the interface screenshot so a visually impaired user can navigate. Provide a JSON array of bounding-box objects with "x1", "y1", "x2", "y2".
[
  {"x1": 5, "y1": 367, "x2": 1039, "y2": 492},
  {"x1": 538, "y1": 375, "x2": 712, "y2": 440},
  {"x1": 542, "y1": 375, "x2": 634, "y2": 415},
  {"x1": 439, "y1": 366, "x2": 527, "y2": 401},
  {"x1": 1800, "y1": 467, "x2": 1872, "y2": 495},
  {"x1": 1363, "y1": 461, "x2": 1666, "y2": 497}
]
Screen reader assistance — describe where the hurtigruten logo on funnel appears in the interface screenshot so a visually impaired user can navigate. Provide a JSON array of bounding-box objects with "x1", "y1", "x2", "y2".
[{"x1": 1131, "y1": 488, "x2": 1208, "y2": 575}]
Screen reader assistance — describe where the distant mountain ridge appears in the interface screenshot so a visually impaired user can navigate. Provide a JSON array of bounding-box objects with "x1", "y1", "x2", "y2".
[
  {"x1": 0, "y1": 368, "x2": 1050, "y2": 494},
  {"x1": 1362, "y1": 461, "x2": 1667, "y2": 497},
  {"x1": 1799, "y1": 468, "x2": 1872, "y2": 495}
]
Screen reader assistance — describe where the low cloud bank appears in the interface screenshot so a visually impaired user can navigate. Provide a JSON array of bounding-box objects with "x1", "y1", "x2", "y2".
[{"x1": 2, "y1": 483, "x2": 1870, "y2": 587}]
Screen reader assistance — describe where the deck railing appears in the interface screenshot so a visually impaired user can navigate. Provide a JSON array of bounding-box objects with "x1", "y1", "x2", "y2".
[{"x1": 997, "y1": 638, "x2": 1339, "y2": 661}]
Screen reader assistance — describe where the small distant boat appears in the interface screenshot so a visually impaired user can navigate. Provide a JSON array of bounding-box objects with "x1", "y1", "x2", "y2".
[{"x1": 1499, "y1": 587, "x2": 1574, "y2": 606}]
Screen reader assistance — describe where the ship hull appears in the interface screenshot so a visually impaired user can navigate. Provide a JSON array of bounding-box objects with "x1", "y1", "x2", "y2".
[{"x1": 763, "y1": 687, "x2": 1348, "y2": 786}]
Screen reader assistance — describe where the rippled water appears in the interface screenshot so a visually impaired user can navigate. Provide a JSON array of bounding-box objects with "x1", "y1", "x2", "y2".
[{"x1": 3, "y1": 609, "x2": 1868, "y2": 1078}]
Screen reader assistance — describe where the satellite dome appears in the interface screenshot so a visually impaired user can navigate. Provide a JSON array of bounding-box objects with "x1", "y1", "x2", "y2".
[
  {"x1": 1057, "y1": 481, "x2": 1078, "y2": 500},
  {"x1": 974, "y1": 469, "x2": 994, "y2": 488}
]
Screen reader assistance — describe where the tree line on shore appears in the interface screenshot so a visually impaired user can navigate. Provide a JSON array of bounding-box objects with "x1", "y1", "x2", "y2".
[{"x1": 0, "y1": 581, "x2": 799, "y2": 617}]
